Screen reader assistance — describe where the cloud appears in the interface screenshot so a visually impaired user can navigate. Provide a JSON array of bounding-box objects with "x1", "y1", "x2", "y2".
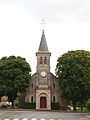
[
  {"x1": 19, "y1": 0, "x2": 90, "y2": 23},
  {"x1": 0, "y1": 0, "x2": 90, "y2": 23}
]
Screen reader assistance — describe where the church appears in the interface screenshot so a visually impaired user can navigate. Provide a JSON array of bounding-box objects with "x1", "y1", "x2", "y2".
[{"x1": 24, "y1": 30, "x2": 66, "y2": 110}]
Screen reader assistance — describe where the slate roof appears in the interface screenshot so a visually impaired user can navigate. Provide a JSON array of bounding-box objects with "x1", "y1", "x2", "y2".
[{"x1": 38, "y1": 30, "x2": 49, "y2": 52}]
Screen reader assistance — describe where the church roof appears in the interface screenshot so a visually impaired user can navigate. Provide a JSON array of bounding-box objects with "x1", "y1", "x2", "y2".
[{"x1": 38, "y1": 30, "x2": 49, "y2": 52}]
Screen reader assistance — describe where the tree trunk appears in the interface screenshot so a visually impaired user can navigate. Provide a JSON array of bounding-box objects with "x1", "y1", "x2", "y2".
[
  {"x1": 81, "y1": 105, "x2": 83, "y2": 111},
  {"x1": 11, "y1": 100, "x2": 14, "y2": 108},
  {"x1": 80, "y1": 102, "x2": 83, "y2": 111},
  {"x1": 73, "y1": 102, "x2": 77, "y2": 111}
]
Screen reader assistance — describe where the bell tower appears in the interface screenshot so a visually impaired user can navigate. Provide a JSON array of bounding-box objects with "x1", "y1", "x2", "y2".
[
  {"x1": 36, "y1": 30, "x2": 51, "y2": 110},
  {"x1": 36, "y1": 30, "x2": 51, "y2": 76}
]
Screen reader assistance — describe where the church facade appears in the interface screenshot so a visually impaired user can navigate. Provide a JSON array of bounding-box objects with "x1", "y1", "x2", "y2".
[{"x1": 25, "y1": 30, "x2": 66, "y2": 110}]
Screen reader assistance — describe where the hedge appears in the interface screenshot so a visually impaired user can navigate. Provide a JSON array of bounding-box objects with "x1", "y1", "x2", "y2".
[
  {"x1": 51, "y1": 102, "x2": 60, "y2": 110},
  {"x1": 24, "y1": 102, "x2": 36, "y2": 109}
]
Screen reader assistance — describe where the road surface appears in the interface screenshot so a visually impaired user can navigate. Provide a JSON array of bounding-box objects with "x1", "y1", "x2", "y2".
[{"x1": 0, "y1": 110, "x2": 90, "y2": 120}]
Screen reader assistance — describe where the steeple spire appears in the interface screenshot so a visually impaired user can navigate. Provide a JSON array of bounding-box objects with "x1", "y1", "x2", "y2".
[{"x1": 38, "y1": 30, "x2": 49, "y2": 52}]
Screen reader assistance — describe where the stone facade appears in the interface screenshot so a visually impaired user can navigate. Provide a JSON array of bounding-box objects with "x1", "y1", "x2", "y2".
[{"x1": 25, "y1": 30, "x2": 66, "y2": 110}]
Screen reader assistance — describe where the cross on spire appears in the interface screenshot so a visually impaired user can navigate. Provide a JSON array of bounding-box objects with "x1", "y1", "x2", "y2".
[{"x1": 41, "y1": 19, "x2": 46, "y2": 30}]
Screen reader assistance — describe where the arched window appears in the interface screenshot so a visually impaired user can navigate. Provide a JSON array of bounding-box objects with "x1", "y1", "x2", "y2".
[
  {"x1": 40, "y1": 57, "x2": 43, "y2": 64},
  {"x1": 31, "y1": 96, "x2": 33, "y2": 103},
  {"x1": 31, "y1": 84, "x2": 33, "y2": 88},
  {"x1": 53, "y1": 96, "x2": 55, "y2": 102},
  {"x1": 44, "y1": 57, "x2": 47, "y2": 64},
  {"x1": 53, "y1": 84, "x2": 55, "y2": 88}
]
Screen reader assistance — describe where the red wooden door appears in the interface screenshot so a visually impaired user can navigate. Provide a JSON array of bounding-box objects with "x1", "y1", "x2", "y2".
[{"x1": 40, "y1": 97, "x2": 47, "y2": 108}]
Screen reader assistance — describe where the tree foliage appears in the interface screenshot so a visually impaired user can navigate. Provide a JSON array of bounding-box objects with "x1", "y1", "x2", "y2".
[
  {"x1": 0, "y1": 56, "x2": 31, "y2": 107},
  {"x1": 86, "y1": 99, "x2": 90, "y2": 111},
  {"x1": 56, "y1": 50, "x2": 90, "y2": 111}
]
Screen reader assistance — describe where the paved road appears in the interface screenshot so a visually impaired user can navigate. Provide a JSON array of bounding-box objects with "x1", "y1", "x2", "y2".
[{"x1": 0, "y1": 110, "x2": 90, "y2": 120}]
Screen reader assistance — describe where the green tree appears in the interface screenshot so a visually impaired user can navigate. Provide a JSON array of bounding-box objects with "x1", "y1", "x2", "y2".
[
  {"x1": 0, "y1": 56, "x2": 31, "y2": 107},
  {"x1": 56, "y1": 50, "x2": 90, "y2": 111},
  {"x1": 86, "y1": 99, "x2": 90, "y2": 111}
]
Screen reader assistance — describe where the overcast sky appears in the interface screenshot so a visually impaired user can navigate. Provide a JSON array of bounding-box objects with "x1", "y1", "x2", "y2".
[{"x1": 0, "y1": 0, "x2": 90, "y2": 74}]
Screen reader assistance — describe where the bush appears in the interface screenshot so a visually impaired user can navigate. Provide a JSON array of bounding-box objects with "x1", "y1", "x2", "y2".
[
  {"x1": 51, "y1": 102, "x2": 60, "y2": 110},
  {"x1": 14, "y1": 98, "x2": 18, "y2": 107},
  {"x1": 1, "y1": 102, "x2": 8, "y2": 108},
  {"x1": 24, "y1": 102, "x2": 36, "y2": 109},
  {"x1": 86, "y1": 99, "x2": 90, "y2": 111}
]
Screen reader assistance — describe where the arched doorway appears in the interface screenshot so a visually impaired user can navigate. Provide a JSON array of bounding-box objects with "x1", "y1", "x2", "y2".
[{"x1": 40, "y1": 97, "x2": 47, "y2": 108}]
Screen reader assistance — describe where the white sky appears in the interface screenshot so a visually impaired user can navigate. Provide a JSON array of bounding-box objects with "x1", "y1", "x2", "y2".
[{"x1": 0, "y1": 0, "x2": 90, "y2": 75}]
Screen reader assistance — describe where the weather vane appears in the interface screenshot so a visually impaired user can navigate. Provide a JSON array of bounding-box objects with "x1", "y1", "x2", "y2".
[{"x1": 41, "y1": 19, "x2": 46, "y2": 30}]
